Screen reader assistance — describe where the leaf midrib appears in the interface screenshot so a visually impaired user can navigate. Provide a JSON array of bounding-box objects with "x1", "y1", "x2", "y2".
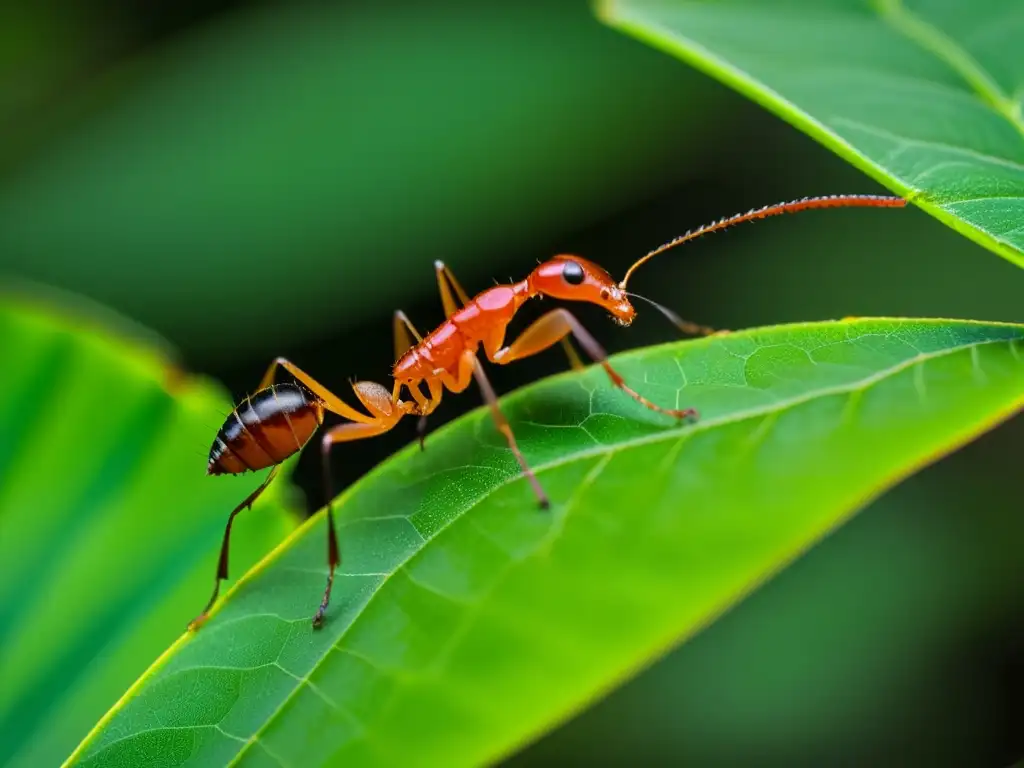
[{"x1": 223, "y1": 332, "x2": 1014, "y2": 766}]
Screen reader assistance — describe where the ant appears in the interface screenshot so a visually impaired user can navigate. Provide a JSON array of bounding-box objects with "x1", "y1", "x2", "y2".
[{"x1": 190, "y1": 193, "x2": 906, "y2": 631}]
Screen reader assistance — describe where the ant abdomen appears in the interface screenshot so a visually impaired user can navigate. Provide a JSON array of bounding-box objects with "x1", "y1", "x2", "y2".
[{"x1": 208, "y1": 383, "x2": 325, "y2": 475}]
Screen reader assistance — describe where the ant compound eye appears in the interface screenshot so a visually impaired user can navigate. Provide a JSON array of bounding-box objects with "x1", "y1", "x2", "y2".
[
  {"x1": 562, "y1": 260, "x2": 585, "y2": 286},
  {"x1": 600, "y1": 289, "x2": 610, "y2": 300}
]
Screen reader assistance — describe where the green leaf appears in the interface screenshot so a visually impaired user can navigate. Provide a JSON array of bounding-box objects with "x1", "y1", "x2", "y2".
[
  {"x1": 599, "y1": 0, "x2": 1024, "y2": 267},
  {"x1": 0, "y1": 294, "x2": 296, "y2": 768},
  {"x1": 68, "y1": 318, "x2": 1023, "y2": 767}
]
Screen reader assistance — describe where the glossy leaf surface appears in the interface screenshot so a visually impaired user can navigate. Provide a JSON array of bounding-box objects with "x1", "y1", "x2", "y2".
[
  {"x1": 69, "y1": 319, "x2": 1024, "y2": 767},
  {"x1": 601, "y1": 0, "x2": 1024, "y2": 267},
  {"x1": 0, "y1": 296, "x2": 296, "y2": 768}
]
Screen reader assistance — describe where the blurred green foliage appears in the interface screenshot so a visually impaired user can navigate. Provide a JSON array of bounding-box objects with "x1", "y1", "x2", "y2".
[
  {"x1": 0, "y1": 0, "x2": 722, "y2": 358},
  {"x1": 0, "y1": 0, "x2": 1022, "y2": 764},
  {"x1": 0, "y1": 296, "x2": 297, "y2": 768}
]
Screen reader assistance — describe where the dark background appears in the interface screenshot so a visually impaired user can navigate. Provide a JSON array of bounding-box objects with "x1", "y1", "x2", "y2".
[{"x1": 1, "y1": 0, "x2": 1021, "y2": 763}]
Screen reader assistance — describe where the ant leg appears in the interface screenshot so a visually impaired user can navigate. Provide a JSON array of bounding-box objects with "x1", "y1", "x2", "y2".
[
  {"x1": 416, "y1": 416, "x2": 429, "y2": 451},
  {"x1": 313, "y1": 420, "x2": 395, "y2": 628},
  {"x1": 405, "y1": 381, "x2": 430, "y2": 412},
  {"x1": 312, "y1": 383, "x2": 406, "y2": 628},
  {"x1": 407, "y1": 386, "x2": 429, "y2": 449},
  {"x1": 471, "y1": 358, "x2": 550, "y2": 509},
  {"x1": 434, "y1": 260, "x2": 471, "y2": 318},
  {"x1": 491, "y1": 308, "x2": 697, "y2": 421},
  {"x1": 478, "y1": 302, "x2": 579, "y2": 372},
  {"x1": 393, "y1": 310, "x2": 423, "y2": 361},
  {"x1": 415, "y1": 378, "x2": 443, "y2": 451},
  {"x1": 189, "y1": 466, "x2": 280, "y2": 631},
  {"x1": 560, "y1": 337, "x2": 585, "y2": 371},
  {"x1": 392, "y1": 310, "x2": 431, "y2": 450},
  {"x1": 257, "y1": 358, "x2": 376, "y2": 425},
  {"x1": 439, "y1": 351, "x2": 550, "y2": 509}
]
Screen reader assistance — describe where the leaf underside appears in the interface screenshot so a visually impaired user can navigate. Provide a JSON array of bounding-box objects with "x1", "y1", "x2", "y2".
[
  {"x1": 601, "y1": 0, "x2": 1024, "y2": 267},
  {"x1": 68, "y1": 318, "x2": 1024, "y2": 768}
]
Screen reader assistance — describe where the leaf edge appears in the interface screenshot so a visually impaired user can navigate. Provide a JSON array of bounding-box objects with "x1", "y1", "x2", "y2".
[
  {"x1": 63, "y1": 316, "x2": 1024, "y2": 767},
  {"x1": 595, "y1": 0, "x2": 1024, "y2": 269}
]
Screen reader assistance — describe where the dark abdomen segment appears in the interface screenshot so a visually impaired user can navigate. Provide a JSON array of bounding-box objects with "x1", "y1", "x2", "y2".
[{"x1": 208, "y1": 383, "x2": 325, "y2": 475}]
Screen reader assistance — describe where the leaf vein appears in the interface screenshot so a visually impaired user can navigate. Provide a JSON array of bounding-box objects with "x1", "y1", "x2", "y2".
[
  {"x1": 208, "y1": 334, "x2": 1024, "y2": 766},
  {"x1": 873, "y1": 0, "x2": 1024, "y2": 139},
  {"x1": 831, "y1": 117, "x2": 1024, "y2": 173}
]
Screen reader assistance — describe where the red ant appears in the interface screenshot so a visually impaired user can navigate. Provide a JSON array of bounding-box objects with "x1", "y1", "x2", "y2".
[{"x1": 190, "y1": 193, "x2": 906, "y2": 631}]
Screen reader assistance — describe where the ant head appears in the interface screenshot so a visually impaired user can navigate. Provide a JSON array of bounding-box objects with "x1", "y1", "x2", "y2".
[{"x1": 529, "y1": 256, "x2": 636, "y2": 326}]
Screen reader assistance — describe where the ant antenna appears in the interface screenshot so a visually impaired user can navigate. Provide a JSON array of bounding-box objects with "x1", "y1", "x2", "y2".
[
  {"x1": 625, "y1": 291, "x2": 718, "y2": 337},
  {"x1": 618, "y1": 194, "x2": 906, "y2": 289}
]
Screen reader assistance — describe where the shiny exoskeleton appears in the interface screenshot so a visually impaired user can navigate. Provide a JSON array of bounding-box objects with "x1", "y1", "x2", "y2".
[
  {"x1": 208, "y1": 383, "x2": 324, "y2": 475},
  {"x1": 189, "y1": 193, "x2": 906, "y2": 632}
]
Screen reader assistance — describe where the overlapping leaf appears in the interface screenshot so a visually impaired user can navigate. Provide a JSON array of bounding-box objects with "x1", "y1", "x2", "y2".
[
  {"x1": 0, "y1": 296, "x2": 296, "y2": 768},
  {"x1": 601, "y1": 0, "x2": 1024, "y2": 266},
  {"x1": 67, "y1": 318, "x2": 1024, "y2": 767}
]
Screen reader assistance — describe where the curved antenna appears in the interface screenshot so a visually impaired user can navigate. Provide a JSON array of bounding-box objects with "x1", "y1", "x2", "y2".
[
  {"x1": 625, "y1": 291, "x2": 719, "y2": 337},
  {"x1": 618, "y1": 194, "x2": 906, "y2": 289}
]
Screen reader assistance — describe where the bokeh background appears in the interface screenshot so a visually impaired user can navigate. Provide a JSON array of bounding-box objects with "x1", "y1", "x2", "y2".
[{"x1": 1, "y1": 0, "x2": 1022, "y2": 764}]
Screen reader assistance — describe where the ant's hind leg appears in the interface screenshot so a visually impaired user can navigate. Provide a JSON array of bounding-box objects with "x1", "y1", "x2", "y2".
[
  {"x1": 312, "y1": 392, "x2": 405, "y2": 628},
  {"x1": 189, "y1": 466, "x2": 280, "y2": 631},
  {"x1": 257, "y1": 357, "x2": 377, "y2": 425}
]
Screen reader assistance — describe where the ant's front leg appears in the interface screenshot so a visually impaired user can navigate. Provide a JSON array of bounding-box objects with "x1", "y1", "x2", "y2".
[{"x1": 491, "y1": 308, "x2": 697, "y2": 422}]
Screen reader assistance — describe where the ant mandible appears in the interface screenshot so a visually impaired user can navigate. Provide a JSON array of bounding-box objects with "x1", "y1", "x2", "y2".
[{"x1": 189, "y1": 193, "x2": 906, "y2": 631}]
